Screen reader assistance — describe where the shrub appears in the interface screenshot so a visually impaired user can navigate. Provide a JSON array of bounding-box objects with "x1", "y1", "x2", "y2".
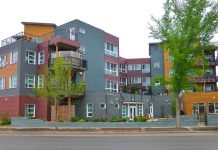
[
  {"x1": 99, "y1": 117, "x2": 108, "y2": 122},
  {"x1": 92, "y1": 118, "x2": 100, "y2": 122},
  {"x1": 134, "y1": 116, "x2": 148, "y2": 122},
  {"x1": 58, "y1": 120, "x2": 64, "y2": 122},
  {"x1": 78, "y1": 119, "x2": 87, "y2": 122},
  {"x1": 70, "y1": 116, "x2": 79, "y2": 122},
  {"x1": 111, "y1": 117, "x2": 126, "y2": 122},
  {"x1": 0, "y1": 114, "x2": 11, "y2": 126}
]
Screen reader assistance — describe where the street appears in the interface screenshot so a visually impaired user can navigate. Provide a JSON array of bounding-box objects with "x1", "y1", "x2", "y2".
[{"x1": 0, "y1": 134, "x2": 218, "y2": 150}]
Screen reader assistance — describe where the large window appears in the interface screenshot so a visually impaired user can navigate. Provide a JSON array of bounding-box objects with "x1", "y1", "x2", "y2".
[
  {"x1": 154, "y1": 62, "x2": 160, "y2": 69},
  {"x1": 38, "y1": 75, "x2": 44, "y2": 88},
  {"x1": 25, "y1": 104, "x2": 36, "y2": 118},
  {"x1": 129, "y1": 77, "x2": 141, "y2": 84},
  {"x1": 105, "y1": 62, "x2": 118, "y2": 76},
  {"x1": 128, "y1": 64, "x2": 141, "y2": 71},
  {"x1": 120, "y1": 77, "x2": 127, "y2": 86},
  {"x1": 104, "y1": 42, "x2": 118, "y2": 57},
  {"x1": 209, "y1": 103, "x2": 218, "y2": 114},
  {"x1": 105, "y1": 80, "x2": 118, "y2": 92},
  {"x1": 86, "y1": 103, "x2": 93, "y2": 117},
  {"x1": 120, "y1": 64, "x2": 127, "y2": 73},
  {"x1": 142, "y1": 77, "x2": 150, "y2": 86},
  {"x1": 192, "y1": 103, "x2": 205, "y2": 114},
  {"x1": 0, "y1": 54, "x2": 6, "y2": 67},
  {"x1": 25, "y1": 51, "x2": 36, "y2": 64},
  {"x1": 9, "y1": 75, "x2": 17, "y2": 88},
  {"x1": 25, "y1": 74, "x2": 35, "y2": 88},
  {"x1": 0, "y1": 77, "x2": 5, "y2": 90},
  {"x1": 70, "y1": 27, "x2": 76, "y2": 40},
  {"x1": 142, "y1": 64, "x2": 150, "y2": 73},
  {"x1": 138, "y1": 104, "x2": 143, "y2": 116},
  {"x1": 38, "y1": 51, "x2": 45, "y2": 65},
  {"x1": 205, "y1": 84, "x2": 214, "y2": 91},
  {"x1": 10, "y1": 51, "x2": 18, "y2": 64}
]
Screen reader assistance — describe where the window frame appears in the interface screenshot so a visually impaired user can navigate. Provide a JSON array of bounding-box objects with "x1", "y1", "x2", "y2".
[
  {"x1": 100, "y1": 103, "x2": 106, "y2": 109},
  {"x1": 86, "y1": 103, "x2": 93, "y2": 117},
  {"x1": 0, "y1": 77, "x2": 5, "y2": 90},
  {"x1": 38, "y1": 75, "x2": 44, "y2": 88},
  {"x1": 105, "y1": 80, "x2": 118, "y2": 92},
  {"x1": 25, "y1": 74, "x2": 35, "y2": 88},
  {"x1": 38, "y1": 51, "x2": 45, "y2": 65},
  {"x1": 25, "y1": 104, "x2": 36, "y2": 118},
  {"x1": 0, "y1": 54, "x2": 6, "y2": 67},
  {"x1": 10, "y1": 51, "x2": 18, "y2": 64},
  {"x1": 25, "y1": 50, "x2": 36, "y2": 65},
  {"x1": 9, "y1": 74, "x2": 17, "y2": 89}
]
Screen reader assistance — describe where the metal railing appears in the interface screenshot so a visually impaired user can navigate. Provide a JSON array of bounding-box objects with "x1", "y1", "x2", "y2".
[{"x1": 1, "y1": 28, "x2": 78, "y2": 47}]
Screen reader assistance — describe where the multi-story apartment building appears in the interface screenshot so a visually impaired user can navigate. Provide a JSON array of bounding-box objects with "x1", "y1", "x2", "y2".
[
  {"x1": 0, "y1": 19, "x2": 173, "y2": 121},
  {"x1": 119, "y1": 57, "x2": 151, "y2": 94},
  {"x1": 149, "y1": 42, "x2": 218, "y2": 116}
]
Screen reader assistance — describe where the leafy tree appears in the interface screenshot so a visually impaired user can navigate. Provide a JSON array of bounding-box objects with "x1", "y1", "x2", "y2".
[
  {"x1": 35, "y1": 57, "x2": 86, "y2": 121},
  {"x1": 149, "y1": 0, "x2": 218, "y2": 127}
]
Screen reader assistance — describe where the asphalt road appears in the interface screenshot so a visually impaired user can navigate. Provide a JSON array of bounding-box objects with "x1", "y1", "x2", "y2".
[{"x1": 0, "y1": 134, "x2": 218, "y2": 150}]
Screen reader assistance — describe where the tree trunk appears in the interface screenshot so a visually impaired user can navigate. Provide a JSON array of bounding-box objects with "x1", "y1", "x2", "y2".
[
  {"x1": 54, "y1": 99, "x2": 58, "y2": 121},
  {"x1": 176, "y1": 94, "x2": 181, "y2": 128}
]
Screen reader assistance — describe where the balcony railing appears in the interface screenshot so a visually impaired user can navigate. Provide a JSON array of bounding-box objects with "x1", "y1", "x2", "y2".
[
  {"x1": 58, "y1": 51, "x2": 84, "y2": 59},
  {"x1": 1, "y1": 28, "x2": 77, "y2": 47}
]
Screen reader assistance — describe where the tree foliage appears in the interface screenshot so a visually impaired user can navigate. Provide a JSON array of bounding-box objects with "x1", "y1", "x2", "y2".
[
  {"x1": 35, "y1": 57, "x2": 86, "y2": 105},
  {"x1": 149, "y1": 0, "x2": 218, "y2": 94}
]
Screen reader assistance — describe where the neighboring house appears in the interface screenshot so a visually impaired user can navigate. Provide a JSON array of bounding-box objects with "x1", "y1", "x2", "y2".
[{"x1": 149, "y1": 42, "x2": 218, "y2": 117}]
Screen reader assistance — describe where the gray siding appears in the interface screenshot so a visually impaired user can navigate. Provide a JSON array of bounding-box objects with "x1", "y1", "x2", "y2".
[
  {"x1": 18, "y1": 40, "x2": 38, "y2": 95},
  {"x1": 149, "y1": 43, "x2": 165, "y2": 95},
  {"x1": 58, "y1": 19, "x2": 105, "y2": 92}
]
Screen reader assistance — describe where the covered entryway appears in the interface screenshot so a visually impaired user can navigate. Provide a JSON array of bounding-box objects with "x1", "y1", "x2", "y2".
[{"x1": 122, "y1": 102, "x2": 144, "y2": 119}]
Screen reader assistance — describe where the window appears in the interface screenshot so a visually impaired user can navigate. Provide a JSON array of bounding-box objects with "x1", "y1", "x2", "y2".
[
  {"x1": 86, "y1": 103, "x2": 93, "y2": 117},
  {"x1": 120, "y1": 77, "x2": 127, "y2": 86},
  {"x1": 138, "y1": 104, "x2": 143, "y2": 116},
  {"x1": 120, "y1": 64, "x2": 127, "y2": 73},
  {"x1": 38, "y1": 75, "x2": 44, "y2": 88},
  {"x1": 209, "y1": 103, "x2": 218, "y2": 114},
  {"x1": 25, "y1": 104, "x2": 36, "y2": 118},
  {"x1": 115, "y1": 104, "x2": 119, "y2": 109},
  {"x1": 10, "y1": 51, "x2": 18, "y2": 64},
  {"x1": 168, "y1": 55, "x2": 174, "y2": 62},
  {"x1": 100, "y1": 103, "x2": 106, "y2": 109},
  {"x1": 25, "y1": 51, "x2": 36, "y2": 64},
  {"x1": 205, "y1": 68, "x2": 213, "y2": 75},
  {"x1": 104, "y1": 42, "x2": 118, "y2": 57},
  {"x1": 155, "y1": 80, "x2": 160, "y2": 86},
  {"x1": 129, "y1": 77, "x2": 141, "y2": 84},
  {"x1": 79, "y1": 28, "x2": 85, "y2": 34},
  {"x1": 122, "y1": 104, "x2": 127, "y2": 117},
  {"x1": 142, "y1": 64, "x2": 150, "y2": 73},
  {"x1": 169, "y1": 69, "x2": 175, "y2": 78},
  {"x1": 154, "y1": 62, "x2": 160, "y2": 69},
  {"x1": 9, "y1": 75, "x2": 17, "y2": 88},
  {"x1": 0, "y1": 77, "x2": 5, "y2": 90},
  {"x1": 25, "y1": 74, "x2": 35, "y2": 88},
  {"x1": 192, "y1": 103, "x2": 205, "y2": 114},
  {"x1": 0, "y1": 54, "x2": 6, "y2": 67},
  {"x1": 105, "y1": 80, "x2": 118, "y2": 92},
  {"x1": 70, "y1": 27, "x2": 76, "y2": 40},
  {"x1": 105, "y1": 62, "x2": 118, "y2": 76},
  {"x1": 205, "y1": 84, "x2": 214, "y2": 91},
  {"x1": 128, "y1": 64, "x2": 141, "y2": 70},
  {"x1": 79, "y1": 45, "x2": 86, "y2": 54},
  {"x1": 142, "y1": 77, "x2": 150, "y2": 86},
  {"x1": 38, "y1": 52, "x2": 45, "y2": 65}
]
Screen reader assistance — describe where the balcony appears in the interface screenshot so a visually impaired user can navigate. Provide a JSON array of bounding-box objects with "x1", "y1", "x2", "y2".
[
  {"x1": 1, "y1": 28, "x2": 80, "y2": 48},
  {"x1": 191, "y1": 76, "x2": 217, "y2": 83},
  {"x1": 51, "y1": 51, "x2": 87, "y2": 70}
]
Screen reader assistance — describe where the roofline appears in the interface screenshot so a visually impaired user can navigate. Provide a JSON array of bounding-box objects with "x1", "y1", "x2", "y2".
[{"x1": 21, "y1": 22, "x2": 57, "y2": 27}]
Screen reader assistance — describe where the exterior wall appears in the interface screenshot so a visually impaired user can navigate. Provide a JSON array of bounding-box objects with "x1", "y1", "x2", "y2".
[
  {"x1": 23, "y1": 24, "x2": 55, "y2": 39},
  {"x1": 18, "y1": 40, "x2": 38, "y2": 95},
  {"x1": 76, "y1": 91, "x2": 173, "y2": 119},
  {"x1": 58, "y1": 19, "x2": 105, "y2": 92},
  {"x1": 183, "y1": 92, "x2": 218, "y2": 115},
  {"x1": 0, "y1": 96, "x2": 19, "y2": 117},
  {"x1": 149, "y1": 43, "x2": 165, "y2": 94},
  {"x1": 163, "y1": 50, "x2": 172, "y2": 80}
]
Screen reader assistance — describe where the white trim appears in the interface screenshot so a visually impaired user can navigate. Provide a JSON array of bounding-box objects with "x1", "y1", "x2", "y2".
[{"x1": 86, "y1": 103, "x2": 93, "y2": 117}]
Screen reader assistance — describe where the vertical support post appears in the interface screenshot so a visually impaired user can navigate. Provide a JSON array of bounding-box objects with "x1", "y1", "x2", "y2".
[{"x1": 68, "y1": 69, "x2": 72, "y2": 121}]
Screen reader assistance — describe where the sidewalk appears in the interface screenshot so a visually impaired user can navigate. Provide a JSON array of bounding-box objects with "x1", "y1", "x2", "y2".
[{"x1": 1, "y1": 126, "x2": 218, "y2": 136}]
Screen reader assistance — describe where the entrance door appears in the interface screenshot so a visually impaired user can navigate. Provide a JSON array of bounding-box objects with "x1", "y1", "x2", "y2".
[{"x1": 129, "y1": 106, "x2": 137, "y2": 119}]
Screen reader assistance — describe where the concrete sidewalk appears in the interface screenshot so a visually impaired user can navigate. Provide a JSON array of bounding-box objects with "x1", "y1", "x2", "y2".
[{"x1": 0, "y1": 126, "x2": 218, "y2": 136}]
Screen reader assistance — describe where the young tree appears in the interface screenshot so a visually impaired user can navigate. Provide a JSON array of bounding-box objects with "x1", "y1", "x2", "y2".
[
  {"x1": 35, "y1": 57, "x2": 86, "y2": 121},
  {"x1": 149, "y1": 0, "x2": 218, "y2": 127}
]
